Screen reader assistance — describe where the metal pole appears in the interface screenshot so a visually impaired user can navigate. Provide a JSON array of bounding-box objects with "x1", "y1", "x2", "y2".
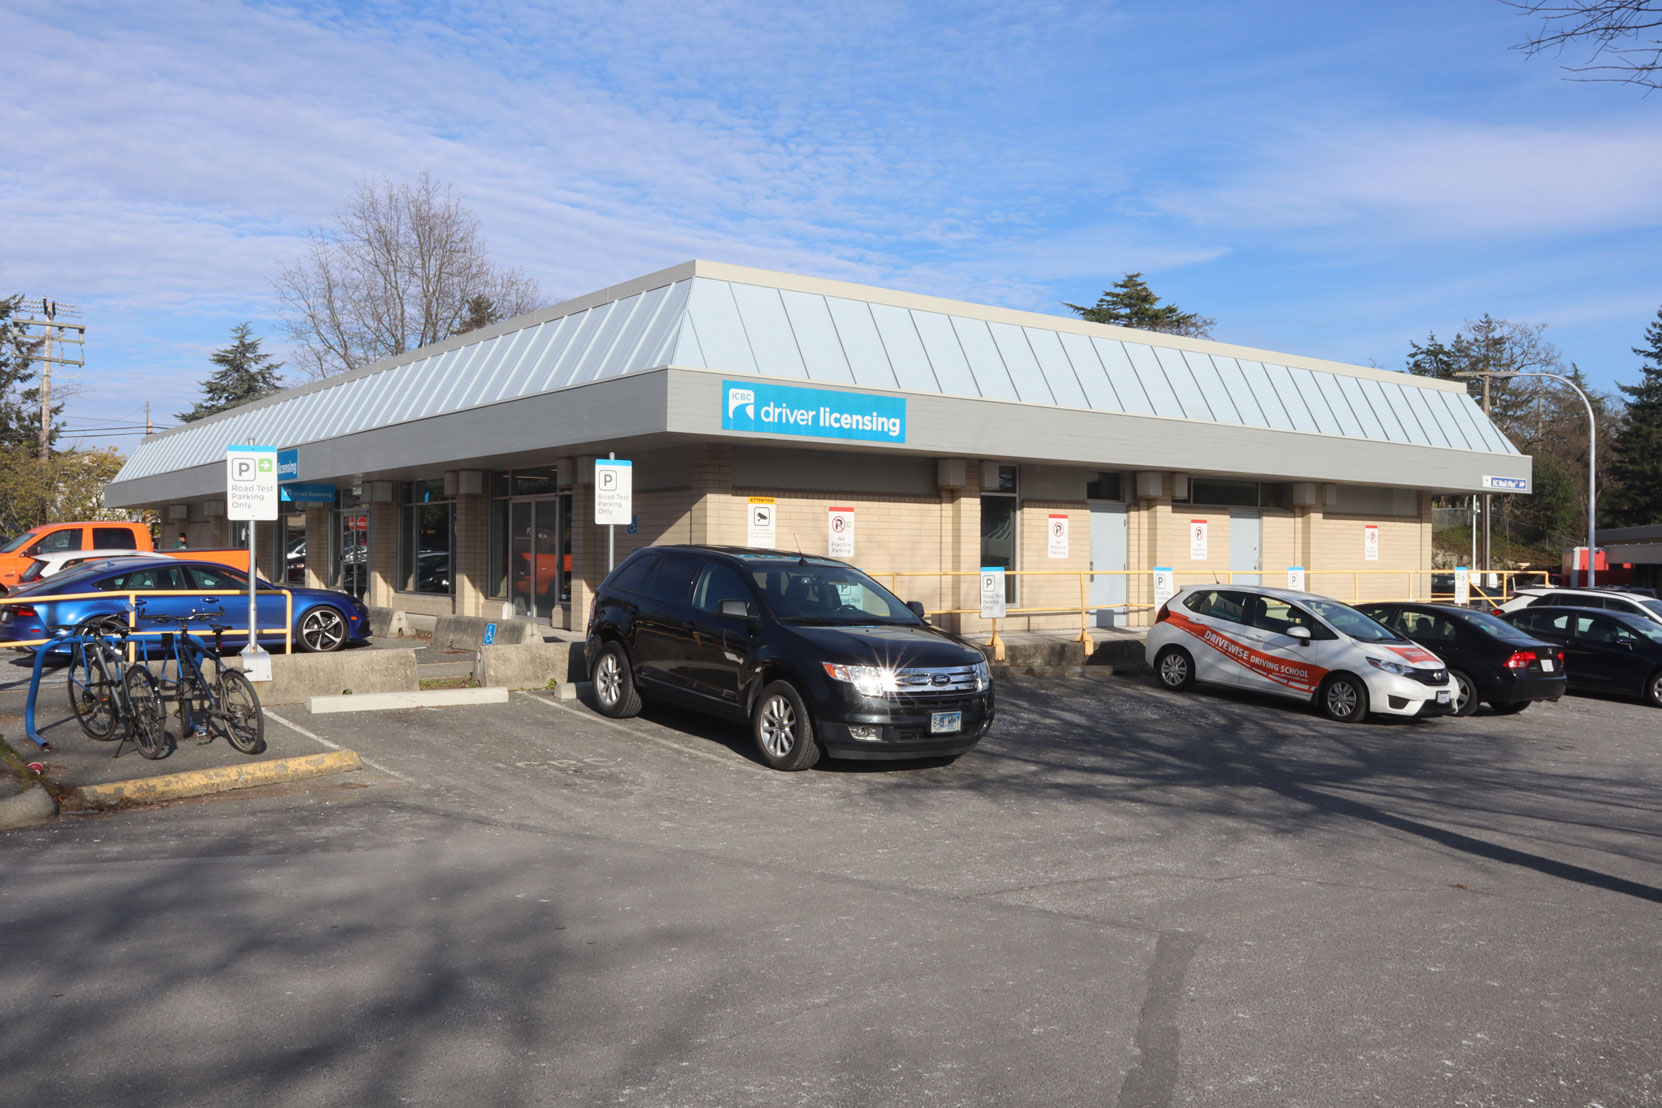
[
  {"x1": 607, "y1": 451, "x2": 615, "y2": 573},
  {"x1": 1458, "y1": 370, "x2": 1597, "y2": 589},
  {"x1": 248, "y1": 520, "x2": 258, "y2": 650}
]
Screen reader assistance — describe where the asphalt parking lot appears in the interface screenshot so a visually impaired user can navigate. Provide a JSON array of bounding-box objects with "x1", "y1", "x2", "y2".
[{"x1": 2, "y1": 668, "x2": 1659, "y2": 1107}]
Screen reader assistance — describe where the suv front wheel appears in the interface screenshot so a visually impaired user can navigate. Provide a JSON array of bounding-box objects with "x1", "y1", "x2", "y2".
[
  {"x1": 592, "y1": 641, "x2": 643, "y2": 718},
  {"x1": 753, "y1": 680, "x2": 821, "y2": 771}
]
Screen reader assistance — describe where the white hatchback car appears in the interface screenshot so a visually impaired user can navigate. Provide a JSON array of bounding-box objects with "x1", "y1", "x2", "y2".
[
  {"x1": 1497, "y1": 586, "x2": 1662, "y2": 627},
  {"x1": 1146, "y1": 584, "x2": 1458, "y2": 722}
]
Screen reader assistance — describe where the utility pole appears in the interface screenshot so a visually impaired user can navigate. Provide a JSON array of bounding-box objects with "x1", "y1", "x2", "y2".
[
  {"x1": 1479, "y1": 374, "x2": 1492, "y2": 575},
  {"x1": 16, "y1": 299, "x2": 86, "y2": 459}
]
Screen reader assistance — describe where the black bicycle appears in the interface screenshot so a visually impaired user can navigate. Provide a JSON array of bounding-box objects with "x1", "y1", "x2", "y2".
[
  {"x1": 132, "y1": 602, "x2": 266, "y2": 756},
  {"x1": 62, "y1": 615, "x2": 170, "y2": 759}
]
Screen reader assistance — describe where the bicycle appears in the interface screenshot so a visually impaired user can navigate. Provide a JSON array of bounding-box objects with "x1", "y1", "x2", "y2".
[
  {"x1": 132, "y1": 601, "x2": 266, "y2": 756},
  {"x1": 61, "y1": 612, "x2": 170, "y2": 760}
]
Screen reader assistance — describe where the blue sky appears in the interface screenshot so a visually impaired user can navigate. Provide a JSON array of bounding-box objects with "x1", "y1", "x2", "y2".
[{"x1": 3, "y1": 0, "x2": 1659, "y2": 451}]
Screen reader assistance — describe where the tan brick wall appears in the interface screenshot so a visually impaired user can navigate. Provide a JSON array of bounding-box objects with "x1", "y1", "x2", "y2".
[{"x1": 1305, "y1": 494, "x2": 1432, "y2": 604}]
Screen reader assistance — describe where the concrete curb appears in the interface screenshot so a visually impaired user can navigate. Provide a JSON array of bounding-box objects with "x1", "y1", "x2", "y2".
[
  {"x1": 0, "y1": 782, "x2": 59, "y2": 830},
  {"x1": 66, "y1": 750, "x2": 364, "y2": 810},
  {"x1": 307, "y1": 687, "x2": 510, "y2": 714}
]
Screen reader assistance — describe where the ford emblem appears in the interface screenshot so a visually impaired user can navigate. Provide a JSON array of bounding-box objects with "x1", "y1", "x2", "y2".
[{"x1": 931, "y1": 673, "x2": 950, "y2": 686}]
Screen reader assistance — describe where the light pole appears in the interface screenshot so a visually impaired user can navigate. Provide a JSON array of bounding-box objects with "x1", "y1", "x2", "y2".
[{"x1": 1456, "y1": 371, "x2": 1598, "y2": 588}]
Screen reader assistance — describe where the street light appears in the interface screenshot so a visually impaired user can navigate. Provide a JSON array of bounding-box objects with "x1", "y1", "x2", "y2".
[{"x1": 1455, "y1": 371, "x2": 1598, "y2": 588}]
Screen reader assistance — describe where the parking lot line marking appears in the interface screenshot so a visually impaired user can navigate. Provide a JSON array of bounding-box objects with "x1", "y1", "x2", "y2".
[
  {"x1": 263, "y1": 708, "x2": 416, "y2": 783},
  {"x1": 513, "y1": 691, "x2": 738, "y2": 767}
]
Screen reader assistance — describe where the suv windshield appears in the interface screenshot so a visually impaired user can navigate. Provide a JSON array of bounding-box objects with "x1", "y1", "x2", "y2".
[
  {"x1": 1306, "y1": 598, "x2": 1404, "y2": 643},
  {"x1": 0, "y1": 530, "x2": 40, "y2": 554},
  {"x1": 750, "y1": 563, "x2": 918, "y2": 625}
]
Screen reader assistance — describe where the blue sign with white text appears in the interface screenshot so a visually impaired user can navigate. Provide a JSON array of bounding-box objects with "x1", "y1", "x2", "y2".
[
  {"x1": 278, "y1": 449, "x2": 300, "y2": 482},
  {"x1": 279, "y1": 482, "x2": 336, "y2": 504},
  {"x1": 721, "y1": 380, "x2": 906, "y2": 443},
  {"x1": 1482, "y1": 475, "x2": 1529, "y2": 492}
]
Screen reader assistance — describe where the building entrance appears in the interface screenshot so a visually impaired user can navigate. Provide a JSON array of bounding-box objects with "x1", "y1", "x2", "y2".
[{"x1": 510, "y1": 496, "x2": 571, "y2": 621}]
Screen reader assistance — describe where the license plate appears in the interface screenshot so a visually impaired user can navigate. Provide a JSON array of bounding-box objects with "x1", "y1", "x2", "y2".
[
  {"x1": 930, "y1": 711, "x2": 962, "y2": 734},
  {"x1": 1436, "y1": 690, "x2": 1451, "y2": 704},
  {"x1": 1541, "y1": 659, "x2": 1554, "y2": 672}
]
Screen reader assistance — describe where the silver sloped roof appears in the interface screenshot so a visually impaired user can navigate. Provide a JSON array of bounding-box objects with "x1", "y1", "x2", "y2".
[{"x1": 111, "y1": 260, "x2": 1517, "y2": 487}]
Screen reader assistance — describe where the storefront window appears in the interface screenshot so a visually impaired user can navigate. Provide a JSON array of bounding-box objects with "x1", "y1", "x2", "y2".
[
  {"x1": 981, "y1": 465, "x2": 1018, "y2": 603},
  {"x1": 279, "y1": 512, "x2": 307, "y2": 585},
  {"x1": 1179, "y1": 478, "x2": 1259, "y2": 507},
  {"x1": 1085, "y1": 472, "x2": 1123, "y2": 501},
  {"x1": 399, "y1": 482, "x2": 454, "y2": 595}
]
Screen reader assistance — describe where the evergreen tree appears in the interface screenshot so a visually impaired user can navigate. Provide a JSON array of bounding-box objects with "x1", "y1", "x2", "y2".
[
  {"x1": 1065, "y1": 273, "x2": 1215, "y2": 338},
  {"x1": 0, "y1": 293, "x2": 56, "y2": 454},
  {"x1": 456, "y1": 293, "x2": 501, "y2": 335},
  {"x1": 1605, "y1": 307, "x2": 1662, "y2": 526},
  {"x1": 175, "y1": 323, "x2": 285, "y2": 423}
]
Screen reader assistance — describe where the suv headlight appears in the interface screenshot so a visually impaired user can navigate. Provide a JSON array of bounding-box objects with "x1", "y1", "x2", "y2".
[
  {"x1": 973, "y1": 659, "x2": 991, "y2": 691},
  {"x1": 823, "y1": 662, "x2": 898, "y2": 697},
  {"x1": 1366, "y1": 656, "x2": 1414, "y2": 677}
]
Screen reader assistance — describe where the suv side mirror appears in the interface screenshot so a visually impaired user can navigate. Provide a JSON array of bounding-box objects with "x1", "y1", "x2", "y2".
[
  {"x1": 718, "y1": 598, "x2": 751, "y2": 620},
  {"x1": 906, "y1": 600, "x2": 926, "y2": 620},
  {"x1": 1287, "y1": 625, "x2": 1312, "y2": 645}
]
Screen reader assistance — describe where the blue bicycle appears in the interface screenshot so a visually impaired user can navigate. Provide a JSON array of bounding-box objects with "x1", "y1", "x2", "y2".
[{"x1": 132, "y1": 601, "x2": 266, "y2": 756}]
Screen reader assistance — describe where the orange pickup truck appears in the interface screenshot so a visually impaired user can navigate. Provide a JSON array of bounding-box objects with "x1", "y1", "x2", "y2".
[{"x1": 0, "y1": 521, "x2": 255, "y2": 592}]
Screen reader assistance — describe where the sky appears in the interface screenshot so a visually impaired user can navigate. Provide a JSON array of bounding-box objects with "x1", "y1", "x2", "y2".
[{"x1": 2, "y1": 0, "x2": 1660, "y2": 453}]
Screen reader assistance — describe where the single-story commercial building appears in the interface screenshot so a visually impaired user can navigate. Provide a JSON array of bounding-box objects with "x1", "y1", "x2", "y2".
[{"x1": 106, "y1": 260, "x2": 1530, "y2": 634}]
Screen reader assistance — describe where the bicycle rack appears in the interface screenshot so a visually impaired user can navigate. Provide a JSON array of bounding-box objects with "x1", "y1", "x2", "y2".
[{"x1": 21, "y1": 632, "x2": 80, "y2": 749}]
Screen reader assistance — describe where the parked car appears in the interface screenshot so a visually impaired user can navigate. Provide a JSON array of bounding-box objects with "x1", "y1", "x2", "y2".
[
  {"x1": 0, "y1": 556, "x2": 370, "y2": 653},
  {"x1": 1499, "y1": 606, "x2": 1662, "y2": 708},
  {"x1": 0, "y1": 520, "x2": 154, "y2": 591},
  {"x1": 1355, "y1": 602, "x2": 1566, "y2": 716},
  {"x1": 1147, "y1": 584, "x2": 1457, "y2": 722},
  {"x1": 1497, "y1": 586, "x2": 1662, "y2": 626},
  {"x1": 584, "y1": 545, "x2": 994, "y2": 770},
  {"x1": 15, "y1": 549, "x2": 172, "y2": 586}
]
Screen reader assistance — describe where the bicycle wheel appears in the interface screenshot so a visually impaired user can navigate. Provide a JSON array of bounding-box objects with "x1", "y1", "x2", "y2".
[
  {"x1": 67, "y1": 647, "x2": 120, "y2": 740},
  {"x1": 211, "y1": 669, "x2": 266, "y2": 755},
  {"x1": 122, "y1": 666, "x2": 172, "y2": 760}
]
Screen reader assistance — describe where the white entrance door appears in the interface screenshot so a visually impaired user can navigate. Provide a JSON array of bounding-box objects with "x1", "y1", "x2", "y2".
[
  {"x1": 1230, "y1": 510, "x2": 1262, "y2": 586},
  {"x1": 1089, "y1": 503, "x2": 1128, "y2": 628}
]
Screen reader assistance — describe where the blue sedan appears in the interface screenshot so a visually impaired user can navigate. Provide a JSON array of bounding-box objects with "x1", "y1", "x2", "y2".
[{"x1": 0, "y1": 556, "x2": 370, "y2": 653}]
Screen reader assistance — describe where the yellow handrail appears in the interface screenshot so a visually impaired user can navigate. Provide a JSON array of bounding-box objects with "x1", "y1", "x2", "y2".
[
  {"x1": 857, "y1": 566, "x2": 1555, "y2": 661},
  {"x1": 0, "y1": 588, "x2": 296, "y2": 653}
]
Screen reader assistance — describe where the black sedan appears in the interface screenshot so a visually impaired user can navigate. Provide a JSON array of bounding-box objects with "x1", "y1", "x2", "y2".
[
  {"x1": 1357, "y1": 602, "x2": 1566, "y2": 716},
  {"x1": 1500, "y1": 606, "x2": 1662, "y2": 708}
]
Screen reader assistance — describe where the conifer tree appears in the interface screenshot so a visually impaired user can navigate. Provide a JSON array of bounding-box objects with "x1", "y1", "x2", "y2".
[
  {"x1": 1605, "y1": 307, "x2": 1662, "y2": 526},
  {"x1": 1065, "y1": 273, "x2": 1215, "y2": 338},
  {"x1": 175, "y1": 323, "x2": 285, "y2": 423}
]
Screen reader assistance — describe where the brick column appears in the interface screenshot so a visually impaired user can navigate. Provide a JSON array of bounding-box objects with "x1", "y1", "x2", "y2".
[
  {"x1": 569, "y1": 475, "x2": 596, "y2": 632},
  {"x1": 367, "y1": 502, "x2": 399, "y2": 609},
  {"x1": 688, "y1": 443, "x2": 733, "y2": 544},
  {"x1": 303, "y1": 506, "x2": 332, "y2": 588},
  {"x1": 453, "y1": 493, "x2": 488, "y2": 617}
]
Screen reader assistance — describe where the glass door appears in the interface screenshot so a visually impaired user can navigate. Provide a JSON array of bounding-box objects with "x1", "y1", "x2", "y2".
[
  {"x1": 337, "y1": 510, "x2": 368, "y2": 600},
  {"x1": 508, "y1": 495, "x2": 572, "y2": 621}
]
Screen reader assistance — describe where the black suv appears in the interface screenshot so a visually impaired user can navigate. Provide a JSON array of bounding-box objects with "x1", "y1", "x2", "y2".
[{"x1": 584, "y1": 546, "x2": 995, "y2": 769}]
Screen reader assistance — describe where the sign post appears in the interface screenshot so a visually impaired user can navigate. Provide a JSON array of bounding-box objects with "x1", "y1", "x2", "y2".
[
  {"x1": 593, "y1": 455, "x2": 632, "y2": 572},
  {"x1": 1152, "y1": 567, "x2": 1175, "y2": 611},
  {"x1": 226, "y1": 445, "x2": 278, "y2": 681},
  {"x1": 1454, "y1": 566, "x2": 1470, "y2": 607}
]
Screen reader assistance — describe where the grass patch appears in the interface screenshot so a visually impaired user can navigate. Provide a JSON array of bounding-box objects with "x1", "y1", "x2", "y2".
[{"x1": 418, "y1": 676, "x2": 479, "y2": 690}]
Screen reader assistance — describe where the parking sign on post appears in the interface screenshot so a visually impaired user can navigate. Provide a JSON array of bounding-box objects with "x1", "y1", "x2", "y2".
[
  {"x1": 225, "y1": 445, "x2": 278, "y2": 681},
  {"x1": 594, "y1": 456, "x2": 632, "y2": 572},
  {"x1": 979, "y1": 567, "x2": 1007, "y2": 620}
]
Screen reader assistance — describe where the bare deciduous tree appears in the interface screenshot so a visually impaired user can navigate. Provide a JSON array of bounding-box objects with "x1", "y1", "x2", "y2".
[
  {"x1": 1505, "y1": 1, "x2": 1662, "y2": 90},
  {"x1": 273, "y1": 172, "x2": 545, "y2": 378}
]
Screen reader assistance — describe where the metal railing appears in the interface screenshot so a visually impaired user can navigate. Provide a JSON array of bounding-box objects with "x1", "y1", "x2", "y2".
[
  {"x1": 0, "y1": 588, "x2": 296, "y2": 655},
  {"x1": 863, "y1": 567, "x2": 1553, "y2": 661}
]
